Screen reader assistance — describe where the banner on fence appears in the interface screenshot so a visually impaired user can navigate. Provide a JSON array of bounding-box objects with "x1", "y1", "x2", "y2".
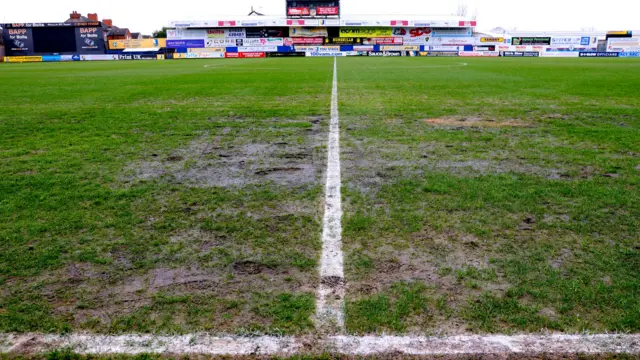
[
  {"x1": 325, "y1": 37, "x2": 362, "y2": 45},
  {"x1": 502, "y1": 51, "x2": 539, "y2": 57},
  {"x1": 578, "y1": 52, "x2": 620, "y2": 57},
  {"x1": 224, "y1": 52, "x2": 266, "y2": 58},
  {"x1": 266, "y1": 52, "x2": 306, "y2": 57},
  {"x1": 167, "y1": 39, "x2": 205, "y2": 48},
  {"x1": 512, "y1": 37, "x2": 551, "y2": 45},
  {"x1": 174, "y1": 52, "x2": 225, "y2": 59},
  {"x1": 363, "y1": 38, "x2": 403, "y2": 45},
  {"x1": 339, "y1": 27, "x2": 394, "y2": 37},
  {"x1": 459, "y1": 51, "x2": 499, "y2": 57},
  {"x1": 109, "y1": 39, "x2": 166, "y2": 49},
  {"x1": 4, "y1": 56, "x2": 42, "y2": 62},
  {"x1": 290, "y1": 27, "x2": 328, "y2": 37}
]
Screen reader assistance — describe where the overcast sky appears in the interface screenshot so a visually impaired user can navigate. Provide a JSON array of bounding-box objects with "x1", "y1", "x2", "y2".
[{"x1": 2, "y1": 0, "x2": 639, "y2": 34}]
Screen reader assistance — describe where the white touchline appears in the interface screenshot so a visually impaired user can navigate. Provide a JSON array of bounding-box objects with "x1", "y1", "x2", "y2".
[
  {"x1": 316, "y1": 56, "x2": 345, "y2": 333},
  {"x1": 2, "y1": 334, "x2": 639, "y2": 355}
]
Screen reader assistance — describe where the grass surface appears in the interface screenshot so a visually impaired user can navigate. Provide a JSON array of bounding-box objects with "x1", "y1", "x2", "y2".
[
  {"x1": 1, "y1": 57, "x2": 639, "y2": 336},
  {"x1": 338, "y1": 57, "x2": 640, "y2": 335}
]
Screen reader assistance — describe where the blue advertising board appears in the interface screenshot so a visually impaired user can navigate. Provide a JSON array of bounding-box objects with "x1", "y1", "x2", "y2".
[{"x1": 166, "y1": 39, "x2": 205, "y2": 48}]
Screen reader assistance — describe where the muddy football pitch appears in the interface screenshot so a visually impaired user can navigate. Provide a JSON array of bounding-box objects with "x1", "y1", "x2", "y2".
[{"x1": 0, "y1": 57, "x2": 639, "y2": 357}]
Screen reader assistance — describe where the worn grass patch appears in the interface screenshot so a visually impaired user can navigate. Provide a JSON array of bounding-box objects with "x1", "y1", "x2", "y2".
[{"x1": 339, "y1": 57, "x2": 640, "y2": 334}]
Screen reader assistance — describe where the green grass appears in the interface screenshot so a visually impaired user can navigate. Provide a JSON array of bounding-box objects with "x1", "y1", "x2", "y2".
[
  {"x1": 338, "y1": 57, "x2": 640, "y2": 334},
  {"x1": 1, "y1": 57, "x2": 639, "y2": 337},
  {"x1": 0, "y1": 59, "x2": 333, "y2": 334}
]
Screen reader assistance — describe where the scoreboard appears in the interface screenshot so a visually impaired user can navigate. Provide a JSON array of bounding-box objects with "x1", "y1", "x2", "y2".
[{"x1": 286, "y1": 0, "x2": 340, "y2": 18}]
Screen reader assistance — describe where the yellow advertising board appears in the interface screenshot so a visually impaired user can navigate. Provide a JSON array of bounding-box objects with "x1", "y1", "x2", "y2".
[
  {"x1": 108, "y1": 39, "x2": 167, "y2": 49},
  {"x1": 481, "y1": 37, "x2": 504, "y2": 43},
  {"x1": 339, "y1": 27, "x2": 394, "y2": 38},
  {"x1": 5, "y1": 56, "x2": 42, "y2": 63}
]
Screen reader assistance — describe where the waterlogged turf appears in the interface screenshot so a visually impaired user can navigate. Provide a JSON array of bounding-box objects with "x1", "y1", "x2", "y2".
[
  {"x1": 1, "y1": 57, "x2": 639, "y2": 337},
  {"x1": 337, "y1": 57, "x2": 640, "y2": 334},
  {"x1": 0, "y1": 59, "x2": 334, "y2": 334}
]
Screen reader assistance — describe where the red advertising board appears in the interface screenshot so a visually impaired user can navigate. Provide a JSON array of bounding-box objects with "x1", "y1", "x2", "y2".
[
  {"x1": 364, "y1": 38, "x2": 403, "y2": 45},
  {"x1": 242, "y1": 52, "x2": 265, "y2": 58},
  {"x1": 225, "y1": 52, "x2": 265, "y2": 58},
  {"x1": 288, "y1": 7, "x2": 310, "y2": 15},
  {"x1": 317, "y1": 6, "x2": 339, "y2": 15},
  {"x1": 292, "y1": 37, "x2": 324, "y2": 44}
]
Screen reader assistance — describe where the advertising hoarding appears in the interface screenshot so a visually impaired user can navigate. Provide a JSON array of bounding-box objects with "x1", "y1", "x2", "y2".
[
  {"x1": 3, "y1": 28, "x2": 34, "y2": 54},
  {"x1": 109, "y1": 39, "x2": 167, "y2": 49},
  {"x1": 339, "y1": 27, "x2": 394, "y2": 38},
  {"x1": 579, "y1": 52, "x2": 619, "y2": 57},
  {"x1": 512, "y1": 37, "x2": 552, "y2": 45},
  {"x1": 167, "y1": 39, "x2": 205, "y2": 48},
  {"x1": 290, "y1": 27, "x2": 328, "y2": 37}
]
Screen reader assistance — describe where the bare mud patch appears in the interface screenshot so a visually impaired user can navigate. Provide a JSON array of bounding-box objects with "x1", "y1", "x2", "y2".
[
  {"x1": 424, "y1": 117, "x2": 530, "y2": 128},
  {"x1": 123, "y1": 120, "x2": 326, "y2": 188}
]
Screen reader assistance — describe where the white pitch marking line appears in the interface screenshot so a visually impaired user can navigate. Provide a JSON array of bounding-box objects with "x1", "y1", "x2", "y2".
[
  {"x1": 2, "y1": 334, "x2": 639, "y2": 355},
  {"x1": 316, "y1": 56, "x2": 345, "y2": 333}
]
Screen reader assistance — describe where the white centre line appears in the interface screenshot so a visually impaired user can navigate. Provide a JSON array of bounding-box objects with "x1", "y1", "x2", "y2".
[
  {"x1": 316, "y1": 56, "x2": 345, "y2": 333},
  {"x1": 2, "y1": 334, "x2": 639, "y2": 355}
]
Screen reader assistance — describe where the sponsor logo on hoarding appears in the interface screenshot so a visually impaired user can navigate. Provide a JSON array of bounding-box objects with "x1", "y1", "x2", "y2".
[
  {"x1": 380, "y1": 45, "x2": 420, "y2": 51},
  {"x1": 174, "y1": 52, "x2": 224, "y2": 59},
  {"x1": 321, "y1": 19, "x2": 340, "y2": 26},
  {"x1": 119, "y1": 54, "x2": 157, "y2": 60},
  {"x1": 579, "y1": 52, "x2": 620, "y2": 57},
  {"x1": 5, "y1": 56, "x2": 42, "y2": 63},
  {"x1": 290, "y1": 37, "x2": 324, "y2": 45},
  {"x1": 295, "y1": 46, "x2": 340, "y2": 52},
  {"x1": 288, "y1": 7, "x2": 310, "y2": 16},
  {"x1": 430, "y1": 46, "x2": 460, "y2": 51},
  {"x1": 362, "y1": 38, "x2": 403, "y2": 45},
  {"x1": 109, "y1": 39, "x2": 167, "y2": 50},
  {"x1": 266, "y1": 52, "x2": 306, "y2": 57},
  {"x1": 317, "y1": 6, "x2": 339, "y2": 15},
  {"x1": 459, "y1": 51, "x2": 499, "y2": 57},
  {"x1": 512, "y1": 37, "x2": 551, "y2": 45},
  {"x1": 368, "y1": 51, "x2": 403, "y2": 57},
  {"x1": 340, "y1": 27, "x2": 394, "y2": 38},
  {"x1": 206, "y1": 39, "x2": 239, "y2": 47},
  {"x1": 392, "y1": 27, "x2": 432, "y2": 38},
  {"x1": 306, "y1": 51, "x2": 357, "y2": 57},
  {"x1": 426, "y1": 51, "x2": 459, "y2": 56},
  {"x1": 432, "y1": 28, "x2": 472, "y2": 37},
  {"x1": 619, "y1": 52, "x2": 640, "y2": 57},
  {"x1": 473, "y1": 45, "x2": 496, "y2": 51},
  {"x1": 224, "y1": 52, "x2": 265, "y2": 58},
  {"x1": 167, "y1": 39, "x2": 205, "y2": 48},
  {"x1": 238, "y1": 46, "x2": 279, "y2": 52},
  {"x1": 8, "y1": 29, "x2": 28, "y2": 35},
  {"x1": 290, "y1": 27, "x2": 328, "y2": 37},
  {"x1": 481, "y1": 37, "x2": 504, "y2": 43},
  {"x1": 325, "y1": 38, "x2": 362, "y2": 44},
  {"x1": 502, "y1": 51, "x2": 540, "y2": 57},
  {"x1": 207, "y1": 29, "x2": 225, "y2": 38}
]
